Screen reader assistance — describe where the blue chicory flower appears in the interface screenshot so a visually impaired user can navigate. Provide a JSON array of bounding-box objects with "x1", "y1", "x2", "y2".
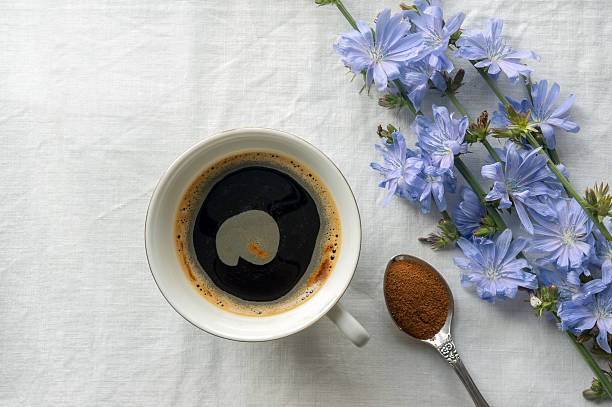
[
  {"x1": 491, "y1": 81, "x2": 579, "y2": 149},
  {"x1": 528, "y1": 80, "x2": 580, "y2": 149},
  {"x1": 398, "y1": 61, "x2": 447, "y2": 109},
  {"x1": 371, "y1": 131, "x2": 424, "y2": 206},
  {"x1": 558, "y1": 285, "x2": 612, "y2": 353},
  {"x1": 453, "y1": 186, "x2": 487, "y2": 238},
  {"x1": 492, "y1": 142, "x2": 568, "y2": 194},
  {"x1": 454, "y1": 229, "x2": 537, "y2": 302},
  {"x1": 481, "y1": 142, "x2": 559, "y2": 234},
  {"x1": 537, "y1": 266, "x2": 606, "y2": 303},
  {"x1": 334, "y1": 9, "x2": 423, "y2": 91},
  {"x1": 529, "y1": 198, "x2": 595, "y2": 271},
  {"x1": 455, "y1": 18, "x2": 539, "y2": 84},
  {"x1": 593, "y1": 220, "x2": 612, "y2": 284},
  {"x1": 405, "y1": 5, "x2": 465, "y2": 72},
  {"x1": 412, "y1": 104, "x2": 468, "y2": 170},
  {"x1": 403, "y1": 152, "x2": 456, "y2": 214}
]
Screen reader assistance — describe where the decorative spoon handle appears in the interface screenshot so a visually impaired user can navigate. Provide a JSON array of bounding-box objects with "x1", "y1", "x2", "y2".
[{"x1": 435, "y1": 336, "x2": 490, "y2": 407}]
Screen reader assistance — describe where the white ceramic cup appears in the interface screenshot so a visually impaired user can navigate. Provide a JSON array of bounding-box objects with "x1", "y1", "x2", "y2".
[{"x1": 145, "y1": 128, "x2": 369, "y2": 346}]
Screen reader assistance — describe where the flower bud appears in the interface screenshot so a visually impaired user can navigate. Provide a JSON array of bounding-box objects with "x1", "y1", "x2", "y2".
[
  {"x1": 376, "y1": 124, "x2": 397, "y2": 144},
  {"x1": 530, "y1": 294, "x2": 542, "y2": 308},
  {"x1": 465, "y1": 110, "x2": 490, "y2": 144},
  {"x1": 473, "y1": 226, "x2": 492, "y2": 237},
  {"x1": 583, "y1": 378, "x2": 609, "y2": 401},
  {"x1": 379, "y1": 93, "x2": 409, "y2": 110},
  {"x1": 449, "y1": 29, "x2": 462, "y2": 46},
  {"x1": 451, "y1": 69, "x2": 465, "y2": 91},
  {"x1": 585, "y1": 182, "x2": 612, "y2": 218}
]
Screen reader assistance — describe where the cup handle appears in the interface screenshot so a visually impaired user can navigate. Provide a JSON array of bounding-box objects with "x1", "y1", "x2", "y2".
[{"x1": 326, "y1": 302, "x2": 370, "y2": 347}]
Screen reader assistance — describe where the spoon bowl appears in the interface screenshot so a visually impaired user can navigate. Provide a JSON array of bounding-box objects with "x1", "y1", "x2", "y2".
[
  {"x1": 383, "y1": 254, "x2": 489, "y2": 407},
  {"x1": 383, "y1": 255, "x2": 454, "y2": 349}
]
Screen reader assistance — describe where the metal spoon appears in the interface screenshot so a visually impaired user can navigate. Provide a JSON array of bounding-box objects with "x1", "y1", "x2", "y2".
[{"x1": 383, "y1": 255, "x2": 490, "y2": 407}]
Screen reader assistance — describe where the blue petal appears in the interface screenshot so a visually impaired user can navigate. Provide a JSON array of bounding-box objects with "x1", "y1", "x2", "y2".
[
  {"x1": 373, "y1": 63, "x2": 388, "y2": 91},
  {"x1": 454, "y1": 257, "x2": 473, "y2": 270},
  {"x1": 547, "y1": 118, "x2": 580, "y2": 133},
  {"x1": 596, "y1": 321, "x2": 612, "y2": 353},
  {"x1": 356, "y1": 20, "x2": 372, "y2": 36},
  {"x1": 537, "y1": 267, "x2": 561, "y2": 287},
  {"x1": 603, "y1": 262, "x2": 612, "y2": 285},
  {"x1": 457, "y1": 237, "x2": 484, "y2": 263},
  {"x1": 515, "y1": 201, "x2": 534, "y2": 235},
  {"x1": 365, "y1": 64, "x2": 374, "y2": 88},
  {"x1": 544, "y1": 82, "x2": 560, "y2": 114},
  {"x1": 481, "y1": 162, "x2": 503, "y2": 180},
  {"x1": 507, "y1": 50, "x2": 540, "y2": 61},
  {"x1": 430, "y1": 71, "x2": 447, "y2": 91},
  {"x1": 494, "y1": 229, "x2": 513, "y2": 263},
  {"x1": 539, "y1": 123, "x2": 556, "y2": 149},
  {"x1": 485, "y1": 18, "x2": 503, "y2": 41},
  {"x1": 575, "y1": 279, "x2": 607, "y2": 302},
  {"x1": 454, "y1": 45, "x2": 487, "y2": 61},
  {"x1": 443, "y1": 12, "x2": 465, "y2": 35},
  {"x1": 375, "y1": 9, "x2": 392, "y2": 48},
  {"x1": 505, "y1": 237, "x2": 529, "y2": 263},
  {"x1": 531, "y1": 80, "x2": 547, "y2": 111},
  {"x1": 550, "y1": 94, "x2": 576, "y2": 118},
  {"x1": 382, "y1": 180, "x2": 398, "y2": 206}
]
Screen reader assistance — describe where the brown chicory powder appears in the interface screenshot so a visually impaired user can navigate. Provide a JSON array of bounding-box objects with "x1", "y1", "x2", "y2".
[{"x1": 384, "y1": 258, "x2": 449, "y2": 339}]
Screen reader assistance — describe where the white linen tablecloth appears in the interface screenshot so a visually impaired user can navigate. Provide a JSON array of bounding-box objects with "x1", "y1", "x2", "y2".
[{"x1": 1, "y1": 0, "x2": 611, "y2": 405}]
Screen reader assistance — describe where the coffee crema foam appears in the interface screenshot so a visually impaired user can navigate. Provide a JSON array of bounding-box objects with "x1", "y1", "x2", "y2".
[{"x1": 174, "y1": 151, "x2": 341, "y2": 316}]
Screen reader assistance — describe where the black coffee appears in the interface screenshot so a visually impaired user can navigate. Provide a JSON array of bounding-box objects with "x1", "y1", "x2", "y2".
[
  {"x1": 192, "y1": 166, "x2": 320, "y2": 301},
  {"x1": 174, "y1": 151, "x2": 341, "y2": 316}
]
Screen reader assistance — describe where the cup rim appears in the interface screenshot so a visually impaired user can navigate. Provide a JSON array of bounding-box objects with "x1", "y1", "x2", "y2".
[{"x1": 144, "y1": 127, "x2": 362, "y2": 342}]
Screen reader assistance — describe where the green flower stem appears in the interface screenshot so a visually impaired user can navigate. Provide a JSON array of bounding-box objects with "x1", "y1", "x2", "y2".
[
  {"x1": 446, "y1": 90, "x2": 504, "y2": 165},
  {"x1": 445, "y1": 90, "x2": 472, "y2": 121},
  {"x1": 566, "y1": 332, "x2": 612, "y2": 399},
  {"x1": 481, "y1": 139, "x2": 503, "y2": 165},
  {"x1": 551, "y1": 313, "x2": 612, "y2": 399},
  {"x1": 454, "y1": 156, "x2": 507, "y2": 231},
  {"x1": 470, "y1": 61, "x2": 509, "y2": 105},
  {"x1": 393, "y1": 79, "x2": 419, "y2": 116},
  {"x1": 332, "y1": 0, "x2": 357, "y2": 29},
  {"x1": 548, "y1": 148, "x2": 561, "y2": 165},
  {"x1": 523, "y1": 75, "x2": 534, "y2": 105},
  {"x1": 525, "y1": 132, "x2": 612, "y2": 241}
]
